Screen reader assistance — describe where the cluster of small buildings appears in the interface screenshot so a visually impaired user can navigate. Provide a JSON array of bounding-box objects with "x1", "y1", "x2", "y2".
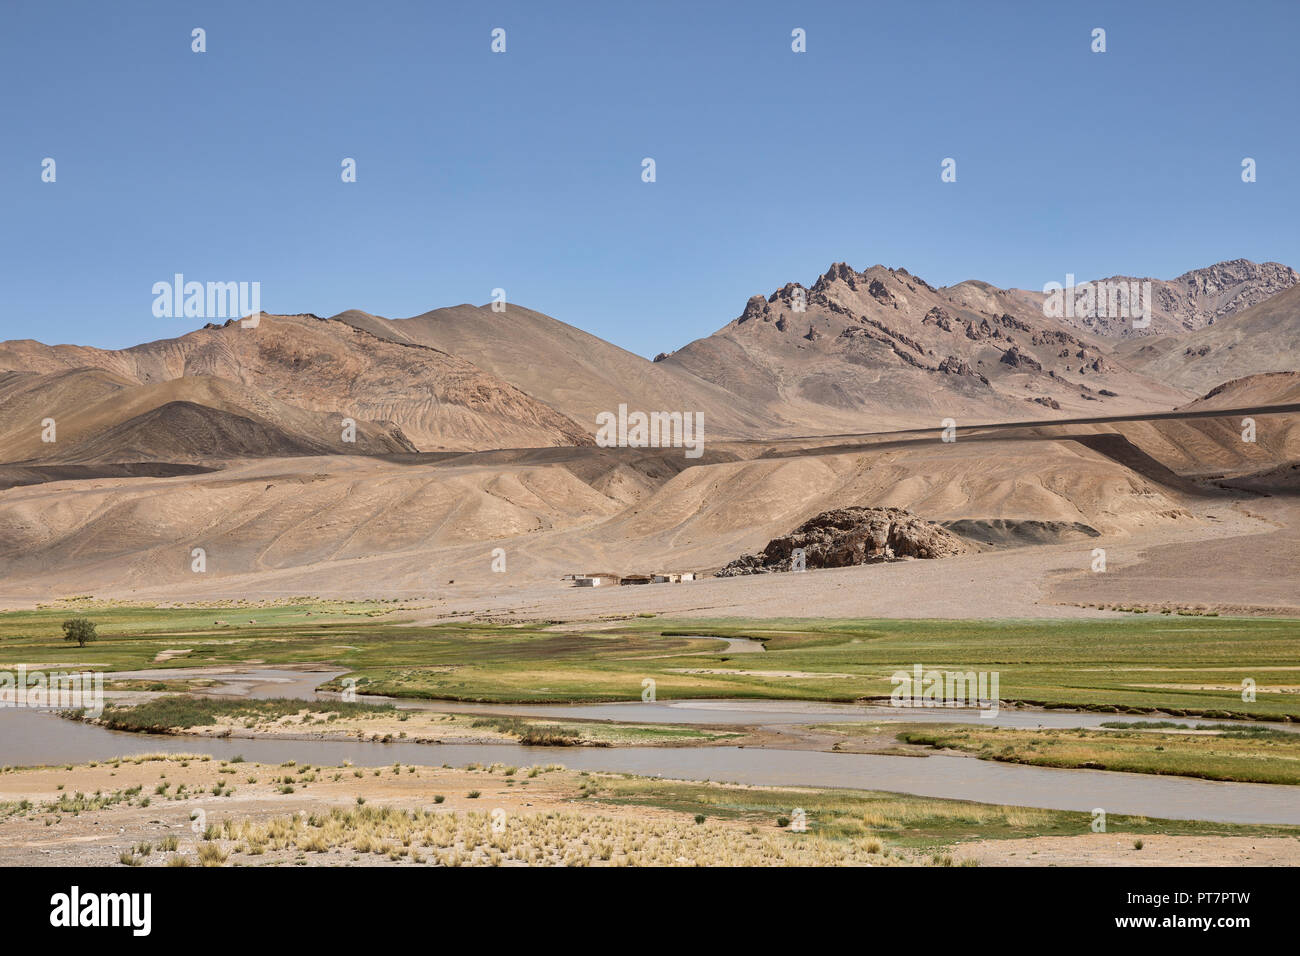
[{"x1": 563, "y1": 571, "x2": 697, "y2": 588}]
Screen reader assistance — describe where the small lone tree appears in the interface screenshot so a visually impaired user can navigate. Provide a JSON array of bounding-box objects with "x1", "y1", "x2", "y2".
[{"x1": 62, "y1": 617, "x2": 97, "y2": 648}]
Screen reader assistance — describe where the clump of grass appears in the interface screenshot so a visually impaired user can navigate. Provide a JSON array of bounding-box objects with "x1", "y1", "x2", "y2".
[
  {"x1": 471, "y1": 716, "x2": 584, "y2": 746},
  {"x1": 197, "y1": 842, "x2": 227, "y2": 866}
]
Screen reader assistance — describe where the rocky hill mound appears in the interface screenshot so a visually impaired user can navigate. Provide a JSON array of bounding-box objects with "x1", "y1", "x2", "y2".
[{"x1": 718, "y1": 506, "x2": 968, "y2": 575}]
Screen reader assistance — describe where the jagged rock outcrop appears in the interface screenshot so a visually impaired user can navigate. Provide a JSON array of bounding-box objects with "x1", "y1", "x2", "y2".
[
  {"x1": 717, "y1": 507, "x2": 968, "y2": 575},
  {"x1": 770, "y1": 283, "x2": 807, "y2": 307},
  {"x1": 964, "y1": 317, "x2": 1002, "y2": 340},
  {"x1": 737, "y1": 294, "x2": 771, "y2": 324},
  {"x1": 936, "y1": 354, "x2": 992, "y2": 385},
  {"x1": 812, "y1": 262, "x2": 859, "y2": 294},
  {"x1": 1000, "y1": 345, "x2": 1042, "y2": 371},
  {"x1": 923, "y1": 306, "x2": 954, "y2": 332},
  {"x1": 867, "y1": 278, "x2": 895, "y2": 307}
]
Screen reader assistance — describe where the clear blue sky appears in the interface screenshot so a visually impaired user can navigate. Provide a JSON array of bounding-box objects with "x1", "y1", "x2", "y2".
[{"x1": 2, "y1": 0, "x2": 1296, "y2": 357}]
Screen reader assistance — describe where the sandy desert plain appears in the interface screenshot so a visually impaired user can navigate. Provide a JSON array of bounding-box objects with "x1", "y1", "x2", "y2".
[{"x1": 1, "y1": 259, "x2": 1299, "y2": 867}]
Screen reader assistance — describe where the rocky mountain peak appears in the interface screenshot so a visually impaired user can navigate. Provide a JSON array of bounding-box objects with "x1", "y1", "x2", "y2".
[{"x1": 811, "y1": 261, "x2": 859, "y2": 293}]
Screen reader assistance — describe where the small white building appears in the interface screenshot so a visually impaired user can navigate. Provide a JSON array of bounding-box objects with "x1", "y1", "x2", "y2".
[
  {"x1": 652, "y1": 572, "x2": 696, "y2": 583},
  {"x1": 574, "y1": 573, "x2": 619, "y2": 587}
]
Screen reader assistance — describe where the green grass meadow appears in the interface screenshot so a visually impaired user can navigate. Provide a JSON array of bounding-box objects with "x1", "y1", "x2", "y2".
[{"x1": 0, "y1": 606, "x2": 1296, "y2": 720}]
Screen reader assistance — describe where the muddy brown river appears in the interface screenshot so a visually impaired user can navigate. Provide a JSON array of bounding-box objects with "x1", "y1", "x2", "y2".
[{"x1": 3, "y1": 667, "x2": 1298, "y2": 825}]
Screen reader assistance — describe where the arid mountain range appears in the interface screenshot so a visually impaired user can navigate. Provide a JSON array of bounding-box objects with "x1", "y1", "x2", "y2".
[
  {"x1": 1033, "y1": 258, "x2": 1299, "y2": 339},
  {"x1": 0, "y1": 258, "x2": 1297, "y2": 612},
  {"x1": 1, "y1": 258, "x2": 1296, "y2": 463},
  {"x1": 0, "y1": 314, "x2": 592, "y2": 456}
]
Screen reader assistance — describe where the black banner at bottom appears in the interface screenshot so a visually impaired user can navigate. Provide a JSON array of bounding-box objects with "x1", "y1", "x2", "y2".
[{"x1": 2, "y1": 865, "x2": 1280, "y2": 942}]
